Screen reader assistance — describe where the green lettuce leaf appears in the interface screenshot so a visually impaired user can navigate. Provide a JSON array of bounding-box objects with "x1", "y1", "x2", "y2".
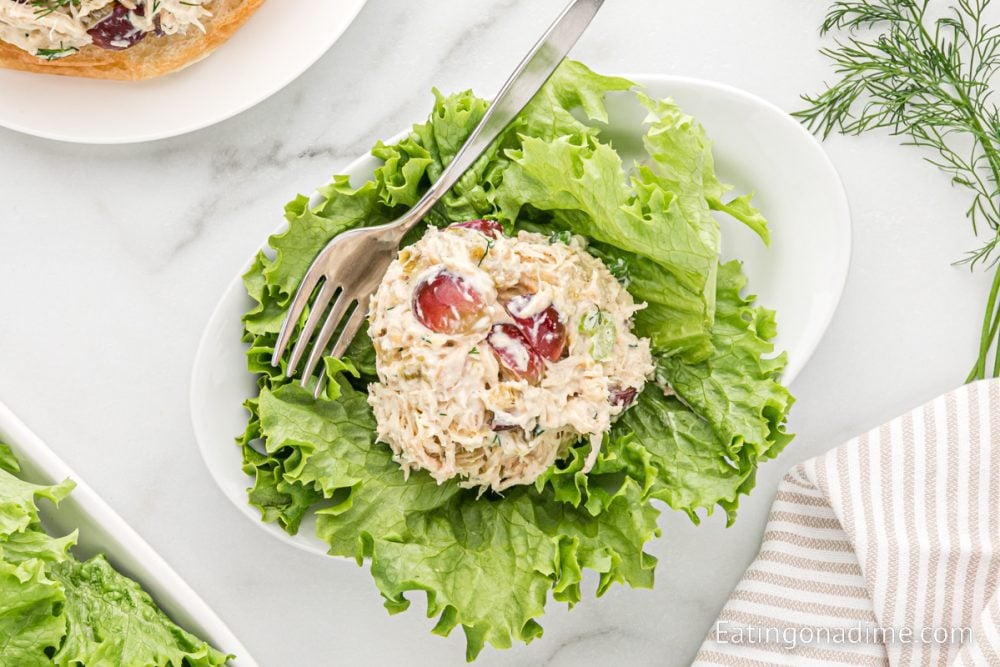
[
  {"x1": 616, "y1": 261, "x2": 794, "y2": 524},
  {"x1": 0, "y1": 446, "x2": 232, "y2": 665},
  {"x1": 365, "y1": 481, "x2": 657, "y2": 661},
  {"x1": 377, "y1": 89, "x2": 492, "y2": 224},
  {"x1": 0, "y1": 558, "x2": 65, "y2": 667},
  {"x1": 0, "y1": 529, "x2": 76, "y2": 566},
  {"x1": 251, "y1": 376, "x2": 658, "y2": 661},
  {"x1": 513, "y1": 59, "x2": 633, "y2": 140},
  {"x1": 657, "y1": 261, "x2": 795, "y2": 470},
  {"x1": 258, "y1": 380, "x2": 377, "y2": 497},
  {"x1": 499, "y1": 137, "x2": 719, "y2": 290},
  {"x1": 0, "y1": 464, "x2": 73, "y2": 666},
  {"x1": 641, "y1": 94, "x2": 770, "y2": 245},
  {"x1": 0, "y1": 443, "x2": 20, "y2": 475},
  {"x1": 49, "y1": 556, "x2": 229, "y2": 667},
  {"x1": 369, "y1": 60, "x2": 632, "y2": 227},
  {"x1": 0, "y1": 468, "x2": 73, "y2": 539}
]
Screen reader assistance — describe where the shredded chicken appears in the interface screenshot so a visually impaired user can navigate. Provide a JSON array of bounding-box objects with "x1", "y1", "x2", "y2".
[
  {"x1": 0, "y1": 0, "x2": 211, "y2": 57},
  {"x1": 368, "y1": 226, "x2": 654, "y2": 492}
]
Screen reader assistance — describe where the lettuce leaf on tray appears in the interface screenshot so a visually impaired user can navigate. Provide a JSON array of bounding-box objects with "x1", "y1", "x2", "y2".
[
  {"x1": 0, "y1": 444, "x2": 230, "y2": 667},
  {"x1": 239, "y1": 60, "x2": 794, "y2": 660}
]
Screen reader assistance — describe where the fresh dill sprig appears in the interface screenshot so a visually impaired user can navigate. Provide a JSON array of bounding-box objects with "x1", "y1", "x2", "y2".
[
  {"x1": 796, "y1": 0, "x2": 1000, "y2": 380},
  {"x1": 30, "y1": 0, "x2": 81, "y2": 18}
]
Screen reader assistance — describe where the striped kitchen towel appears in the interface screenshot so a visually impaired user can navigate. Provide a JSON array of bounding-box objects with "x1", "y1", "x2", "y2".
[{"x1": 695, "y1": 379, "x2": 1000, "y2": 666}]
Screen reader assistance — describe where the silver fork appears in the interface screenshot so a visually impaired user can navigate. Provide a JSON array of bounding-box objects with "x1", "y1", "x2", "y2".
[{"x1": 272, "y1": 0, "x2": 605, "y2": 397}]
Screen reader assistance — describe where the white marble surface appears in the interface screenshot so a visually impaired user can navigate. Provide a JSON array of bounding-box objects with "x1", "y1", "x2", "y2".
[{"x1": 0, "y1": 1, "x2": 993, "y2": 665}]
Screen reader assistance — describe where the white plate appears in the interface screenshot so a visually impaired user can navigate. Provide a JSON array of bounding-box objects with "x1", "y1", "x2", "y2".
[
  {"x1": 0, "y1": 401, "x2": 258, "y2": 666},
  {"x1": 0, "y1": 0, "x2": 367, "y2": 144},
  {"x1": 191, "y1": 74, "x2": 852, "y2": 556}
]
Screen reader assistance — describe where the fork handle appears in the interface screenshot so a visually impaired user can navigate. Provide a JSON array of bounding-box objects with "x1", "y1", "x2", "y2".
[{"x1": 393, "y1": 0, "x2": 605, "y2": 232}]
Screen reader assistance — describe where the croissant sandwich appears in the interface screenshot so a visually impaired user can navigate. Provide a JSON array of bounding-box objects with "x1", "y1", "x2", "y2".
[{"x1": 0, "y1": 0, "x2": 264, "y2": 81}]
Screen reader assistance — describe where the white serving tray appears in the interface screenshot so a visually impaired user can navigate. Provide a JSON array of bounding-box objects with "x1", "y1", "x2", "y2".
[{"x1": 0, "y1": 400, "x2": 257, "y2": 667}]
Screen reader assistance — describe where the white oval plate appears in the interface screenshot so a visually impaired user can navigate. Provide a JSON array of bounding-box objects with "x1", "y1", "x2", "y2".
[
  {"x1": 191, "y1": 74, "x2": 852, "y2": 556},
  {"x1": 0, "y1": 0, "x2": 367, "y2": 144}
]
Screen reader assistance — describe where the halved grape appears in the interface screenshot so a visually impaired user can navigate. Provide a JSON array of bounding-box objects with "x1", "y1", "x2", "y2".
[
  {"x1": 610, "y1": 386, "x2": 638, "y2": 408},
  {"x1": 448, "y1": 219, "x2": 503, "y2": 239},
  {"x1": 505, "y1": 295, "x2": 567, "y2": 362},
  {"x1": 488, "y1": 323, "x2": 543, "y2": 384},
  {"x1": 412, "y1": 270, "x2": 484, "y2": 334},
  {"x1": 88, "y1": 3, "x2": 146, "y2": 50}
]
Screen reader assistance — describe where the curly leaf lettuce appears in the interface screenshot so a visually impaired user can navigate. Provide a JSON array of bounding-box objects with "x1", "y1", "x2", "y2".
[
  {"x1": 657, "y1": 262, "x2": 794, "y2": 470},
  {"x1": 0, "y1": 558, "x2": 65, "y2": 667},
  {"x1": 50, "y1": 556, "x2": 228, "y2": 667},
  {"x1": 0, "y1": 444, "x2": 230, "y2": 666},
  {"x1": 0, "y1": 465, "x2": 73, "y2": 539},
  {"x1": 239, "y1": 59, "x2": 793, "y2": 659},
  {"x1": 641, "y1": 94, "x2": 771, "y2": 245},
  {"x1": 497, "y1": 137, "x2": 719, "y2": 305},
  {"x1": 618, "y1": 262, "x2": 794, "y2": 524},
  {"x1": 252, "y1": 381, "x2": 658, "y2": 660}
]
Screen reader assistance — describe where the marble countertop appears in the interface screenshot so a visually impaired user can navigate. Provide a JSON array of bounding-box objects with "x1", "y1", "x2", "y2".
[{"x1": 0, "y1": 1, "x2": 993, "y2": 665}]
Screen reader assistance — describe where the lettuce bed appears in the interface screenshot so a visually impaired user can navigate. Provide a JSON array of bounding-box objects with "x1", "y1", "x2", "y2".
[
  {"x1": 238, "y1": 61, "x2": 794, "y2": 660},
  {"x1": 0, "y1": 444, "x2": 230, "y2": 666}
]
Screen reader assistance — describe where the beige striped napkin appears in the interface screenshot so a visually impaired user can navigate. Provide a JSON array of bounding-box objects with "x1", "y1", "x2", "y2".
[{"x1": 695, "y1": 379, "x2": 1000, "y2": 666}]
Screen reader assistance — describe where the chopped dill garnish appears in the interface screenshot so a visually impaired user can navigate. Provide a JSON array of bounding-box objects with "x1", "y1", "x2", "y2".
[
  {"x1": 35, "y1": 44, "x2": 79, "y2": 60},
  {"x1": 31, "y1": 0, "x2": 80, "y2": 19}
]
